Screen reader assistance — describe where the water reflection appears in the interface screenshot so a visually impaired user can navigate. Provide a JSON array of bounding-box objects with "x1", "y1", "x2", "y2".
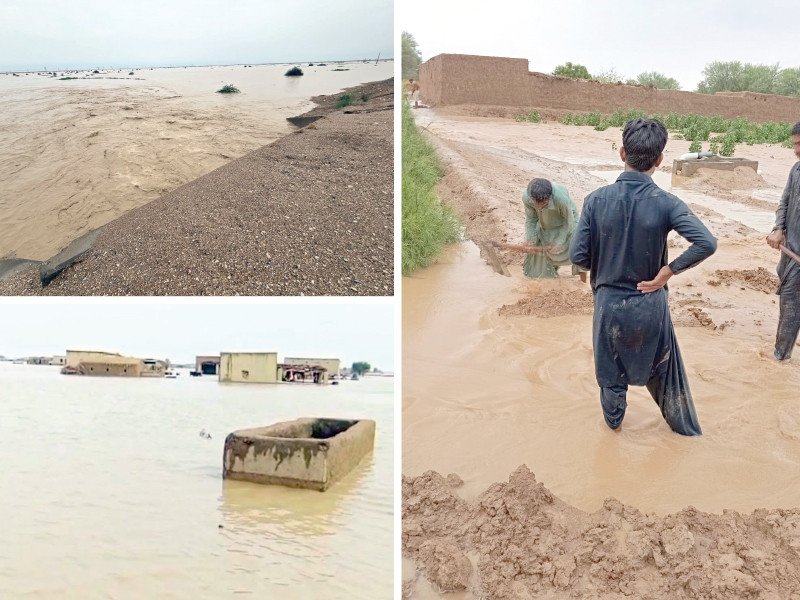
[{"x1": 219, "y1": 454, "x2": 374, "y2": 537}]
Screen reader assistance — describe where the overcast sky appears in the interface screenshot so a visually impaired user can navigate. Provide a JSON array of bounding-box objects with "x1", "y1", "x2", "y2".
[
  {"x1": 0, "y1": 301, "x2": 394, "y2": 370},
  {"x1": 0, "y1": 0, "x2": 393, "y2": 72},
  {"x1": 399, "y1": 0, "x2": 799, "y2": 92}
]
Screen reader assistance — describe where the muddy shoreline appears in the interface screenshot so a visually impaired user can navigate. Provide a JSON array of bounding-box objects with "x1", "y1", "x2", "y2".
[
  {"x1": 0, "y1": 77, "x2": 393, "y2": 296},
  {"x1": 403, "y1": 466, "x2": 800, "y2": 599}
]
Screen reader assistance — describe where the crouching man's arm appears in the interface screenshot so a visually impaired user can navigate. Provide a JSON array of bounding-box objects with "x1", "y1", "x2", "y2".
[{"x1": 568, "y1": 200, "x2": 592, "y2": 270}]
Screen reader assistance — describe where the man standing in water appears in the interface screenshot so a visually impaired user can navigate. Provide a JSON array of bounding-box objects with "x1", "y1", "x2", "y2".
[
  {"x1": 569, "y1": 118, "x2": 716, "y2": 436},
  {"x1": 517, "y1": 178, "x2": 587, "y2": 281},
  {"x1": 766, "y1": 121, "x2": 800, "y2": 360}
]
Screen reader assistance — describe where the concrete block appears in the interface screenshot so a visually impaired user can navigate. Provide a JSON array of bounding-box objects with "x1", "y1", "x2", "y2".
[
  {"x1": 286, "y1": 115, "x2": 323, "y2": 128},
  {"x1": 672, "y1": 156, "x2": 758, "y2": 177},
  {"x1": 223, "y1": 418, "x2": 375, "y2": 491},
  {"x1": 39, "y1": 227, "x2": 102, "y2": 286}
]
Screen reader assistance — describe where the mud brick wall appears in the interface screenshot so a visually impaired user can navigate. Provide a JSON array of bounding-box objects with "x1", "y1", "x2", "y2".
[{"x1": 419, "y1": 54, "x2": 800, "y2": 123}]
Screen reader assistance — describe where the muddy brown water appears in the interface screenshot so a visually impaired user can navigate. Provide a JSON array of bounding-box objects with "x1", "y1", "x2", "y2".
[
  {"x1": 0, "y1": 364, "x2": 393, "y2": 599},
  {"x1": 0, "y1": 61, "x2": 393, "y2": 261},
  {"x1": 403, "y1": 109, "x2": 800, "y2": 599}
]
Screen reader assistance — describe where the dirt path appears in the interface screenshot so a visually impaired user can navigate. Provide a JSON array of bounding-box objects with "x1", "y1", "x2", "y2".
[{"x1": 403, "y1": 109, "x2": 800, "y2": 599}]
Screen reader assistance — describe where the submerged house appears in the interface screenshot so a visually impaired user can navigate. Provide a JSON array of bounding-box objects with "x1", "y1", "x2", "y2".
[
  {"x1": 219, "y1": 352, "x2": 331, "y2": 384},
  {"x1": 195, "y1": 355, "x2": 221, "y2": 375},
  {"x1": 61, "y1": 349, "x2": 167, "y2": 377}
]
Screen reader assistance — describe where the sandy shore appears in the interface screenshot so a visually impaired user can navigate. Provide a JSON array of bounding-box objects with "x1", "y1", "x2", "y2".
[
  {"x1": 403, "y1": 109, "x2": 800, "y2": 598},
  {"x1": 0, "y1": 78, "x2": 393, "y2": 296},
  {"x1": 0, "y1": 62, "x2": 393, "y2": 261}
]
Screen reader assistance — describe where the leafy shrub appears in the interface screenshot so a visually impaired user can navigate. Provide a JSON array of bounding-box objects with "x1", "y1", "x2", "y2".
[
  {"x1": 688, "y1": 140, "x2": 702, "y2": 153},
  {"x1": 335, "y1": 94, "x2": 352, "y2": 109},
  {"x1": 515, "y1": 111, "x2": 541, "y2": 123},
  {"x1": 216, "y1": 84, "x2": 240, "y2": 93},
  {"x1": 285, "y1": 67, "x2": 303, "y2": 76}
]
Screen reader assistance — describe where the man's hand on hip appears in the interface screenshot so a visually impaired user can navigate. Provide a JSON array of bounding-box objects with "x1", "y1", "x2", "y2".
[{"x1": 637, "y1": 265, "x2": 674, "y2": 294}]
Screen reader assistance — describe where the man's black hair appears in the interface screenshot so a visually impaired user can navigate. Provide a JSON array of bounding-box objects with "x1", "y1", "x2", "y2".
[
  {"x1": 622, "y1": 118, "x2": 668, "y2": 172},
  {"x1": 792, "y1": 120, "x2": 800, "y2": 136},
  {"x1": 527, "y1": 178, "x2": 553, "y2": 201}
]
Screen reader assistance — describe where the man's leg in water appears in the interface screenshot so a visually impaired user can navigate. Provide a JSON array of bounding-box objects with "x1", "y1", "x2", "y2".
[
  {"x1": 645, "y1": 339, "x2": 702, "y2": 436},
  {"x1": 775, "y1": 268, "x2": 800, "y2": 360},
  {"x1": 600, "y1": 384, "x2": 627, "y2": 430}
]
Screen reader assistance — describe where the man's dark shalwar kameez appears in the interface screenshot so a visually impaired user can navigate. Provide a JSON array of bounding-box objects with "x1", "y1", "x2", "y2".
[
  {"x1": 569, "y1": 172, "x2": 717, "y2": 436},
  {"x1": 774, "y1": 162, "x2": 800, "y2": 359}
]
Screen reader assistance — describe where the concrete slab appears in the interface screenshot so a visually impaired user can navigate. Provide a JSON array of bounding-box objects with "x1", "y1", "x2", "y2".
[
  {"x1": 286, "y1": 115, "x2": 323, "y2": 128},
  {"x1": 39, "y1": 227, "x2": 102, "y2": 286},
  {"x1": 0, "y1": 259, "x2": 41, "y2": 282},
  {"x1": 672, "y1": 156, "x2": 759, "y2": 177},
  {"x1": 223, "y1": 418, "x2": 375, "y2": 491}
]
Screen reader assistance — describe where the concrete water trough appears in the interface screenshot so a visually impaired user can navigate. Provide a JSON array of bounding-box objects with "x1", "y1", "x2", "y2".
[
  {"x1": 672, "y1": 155, "x2": 758, "y2": 178},
  {"x1": 222, "y1": 418, "x2": 375, "y2": 491}
]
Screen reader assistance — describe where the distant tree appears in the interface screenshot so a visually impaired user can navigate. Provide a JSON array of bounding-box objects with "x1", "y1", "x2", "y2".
[
  {"x1": 697, "y1": 61, "x2": 780, "y2": 94},
  {"x1": 553, "y1": 62, "x2": 591, "y2": 79},
  {"x1": 593, "y1": 68, "x2": 624, "y2": 83},
  {"x1": 740, "y1": 63, "x2": 780, "y2": 94},
  {"x1": 352, "y1": 361, "x2": 371, "y2": 376},
  {"x1": 402, "y1": 31, "x2": 422, "y2": 80},
  {"x1": 776, "y1": 67, "x2": 800, "y2": 97},
  {"x1": 630, "y1": 71, "x2": 681, "y2": 90}
]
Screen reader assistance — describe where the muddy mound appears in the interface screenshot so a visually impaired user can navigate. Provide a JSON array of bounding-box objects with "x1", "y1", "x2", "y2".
[
  {"x1": 709, "y1": 267, "x2": 779, "y2": 294},
  {"x1": 403, "y1": 466, "x2": 800, "y2": 599},
  {"x1": 499, "y1": 288, "x2": 594, "y2": 318},
  {"x1": 687, "y1": 165, "x2": 767, "y2": 192}
]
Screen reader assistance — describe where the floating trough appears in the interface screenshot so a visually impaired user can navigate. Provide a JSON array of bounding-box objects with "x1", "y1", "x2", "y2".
[{"x1": 223, "y1": 418, "x2": 375, "y2": 491}]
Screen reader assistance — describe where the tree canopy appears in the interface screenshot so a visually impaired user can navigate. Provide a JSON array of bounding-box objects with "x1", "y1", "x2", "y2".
[
  {"x1": 402, "y1": 31, "x2": 422, "y2": 80},
  {"x1": 695, "y1": 61, "x2": 794, "y2": 95},
  {"x1": 553, "y1": 62, "x2": 591, "y2": 79},
  {"x1": 352, "y1": 361, "x2": 371, "y2": 376},
  {"x1": 628, "y1": 71, "x2": 681, "y2": 90}
]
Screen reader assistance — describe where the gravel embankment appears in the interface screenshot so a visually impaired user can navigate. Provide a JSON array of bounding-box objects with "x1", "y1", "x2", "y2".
[{"x1": 0, "y1": 78, "x2": 393, "y2": 296}]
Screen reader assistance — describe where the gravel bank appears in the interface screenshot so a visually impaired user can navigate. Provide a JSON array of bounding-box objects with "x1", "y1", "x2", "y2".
[{"x1": 0, "y1": 78, "x2": 393, "y2": 296}]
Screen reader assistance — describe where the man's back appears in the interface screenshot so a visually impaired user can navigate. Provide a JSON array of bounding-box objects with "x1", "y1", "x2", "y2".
[{"x1": 570, "y1": 171, "x2": 716, "y2": 293}]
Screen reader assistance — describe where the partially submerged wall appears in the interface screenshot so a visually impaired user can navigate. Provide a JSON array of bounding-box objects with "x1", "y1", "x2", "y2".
[{"x1": 419, "y1": 54, "x2": 800, "y2": 123}]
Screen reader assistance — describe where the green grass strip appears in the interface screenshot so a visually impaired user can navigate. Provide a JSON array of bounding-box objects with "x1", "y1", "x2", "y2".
[{"x1": 402, "y1": 100, "x2": 462, "y2": 275}]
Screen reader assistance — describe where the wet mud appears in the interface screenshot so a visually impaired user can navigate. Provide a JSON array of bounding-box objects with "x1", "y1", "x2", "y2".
[{"x1": 403, "y1": 112, "x2": 800, "y2": 599}]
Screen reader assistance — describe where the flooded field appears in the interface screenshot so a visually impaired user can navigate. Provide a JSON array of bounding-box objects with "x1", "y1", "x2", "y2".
[
  {"x1": 0, "y1": 363, "x2": 393, "y2": 599},
  {"x1": 0, "y1": 61, "x2": 393, "y2": 260},
  {"x1": 402, "y1": 111, "x2": 800, "y2": 599}
]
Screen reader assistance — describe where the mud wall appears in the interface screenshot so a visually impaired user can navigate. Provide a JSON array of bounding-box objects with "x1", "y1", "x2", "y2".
[{"x1": 419, "y1": 54, "x2": 800, "y2": 123}]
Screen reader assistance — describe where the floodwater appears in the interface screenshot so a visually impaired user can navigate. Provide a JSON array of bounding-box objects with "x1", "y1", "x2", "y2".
[
  {"x1": 403, "y1": 242, "x2": 800, "y2": 516},
  {"x1": 0, "y1": 61, "x2": 393, "y2": 260},
  {"x1": 0, "y1": 363, "x2": 393, "y2": 599},
  {"x1": 589, "y1": 169, "x2": 776, "y2": 232}
]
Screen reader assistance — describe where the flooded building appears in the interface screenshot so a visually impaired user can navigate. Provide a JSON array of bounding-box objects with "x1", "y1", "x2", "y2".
[
  {"x1": 195, "y1": 355, "x2": 220, "y2": 375},
  {"x1": 219, "y1": 352, "x2": 279, "y2": 383},
  {"x1": 62, "y1": 349, "x2": 167, "y2": 377},
  {"x1": 284, "y1": 357, "x2": 340, "y2": 380},
  {"x1": 219, "y1": 352, "x2": 330, "y2": 384}
]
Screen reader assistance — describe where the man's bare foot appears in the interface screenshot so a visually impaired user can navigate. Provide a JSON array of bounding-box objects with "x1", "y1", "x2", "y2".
[{"x1": 579, "y1": 272, "x2": 587, "y2": 283}]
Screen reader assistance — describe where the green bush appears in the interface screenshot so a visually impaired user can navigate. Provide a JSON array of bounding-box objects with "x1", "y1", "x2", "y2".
[
  {"x1": 285, "y1": 66, "x2": 303, "y2": 76},
  {"x1": 216, "y1": 84, "x2": 240, "y2": 93},
  {"x1": 515, "y1": 111, "x2": 541, "y2": 123},
  {"x1": 335, "y1": 94, "x2": 353, "y2": 109},
  {"x1": 688, "y1": 140, "x2": 702, "y2": 153},
  {"x1": 549, "y1": 108, "x2": 794, "y2": 155},
  {"x1": 402, "y1": 100, "x2": 461, "y2": 275}
]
